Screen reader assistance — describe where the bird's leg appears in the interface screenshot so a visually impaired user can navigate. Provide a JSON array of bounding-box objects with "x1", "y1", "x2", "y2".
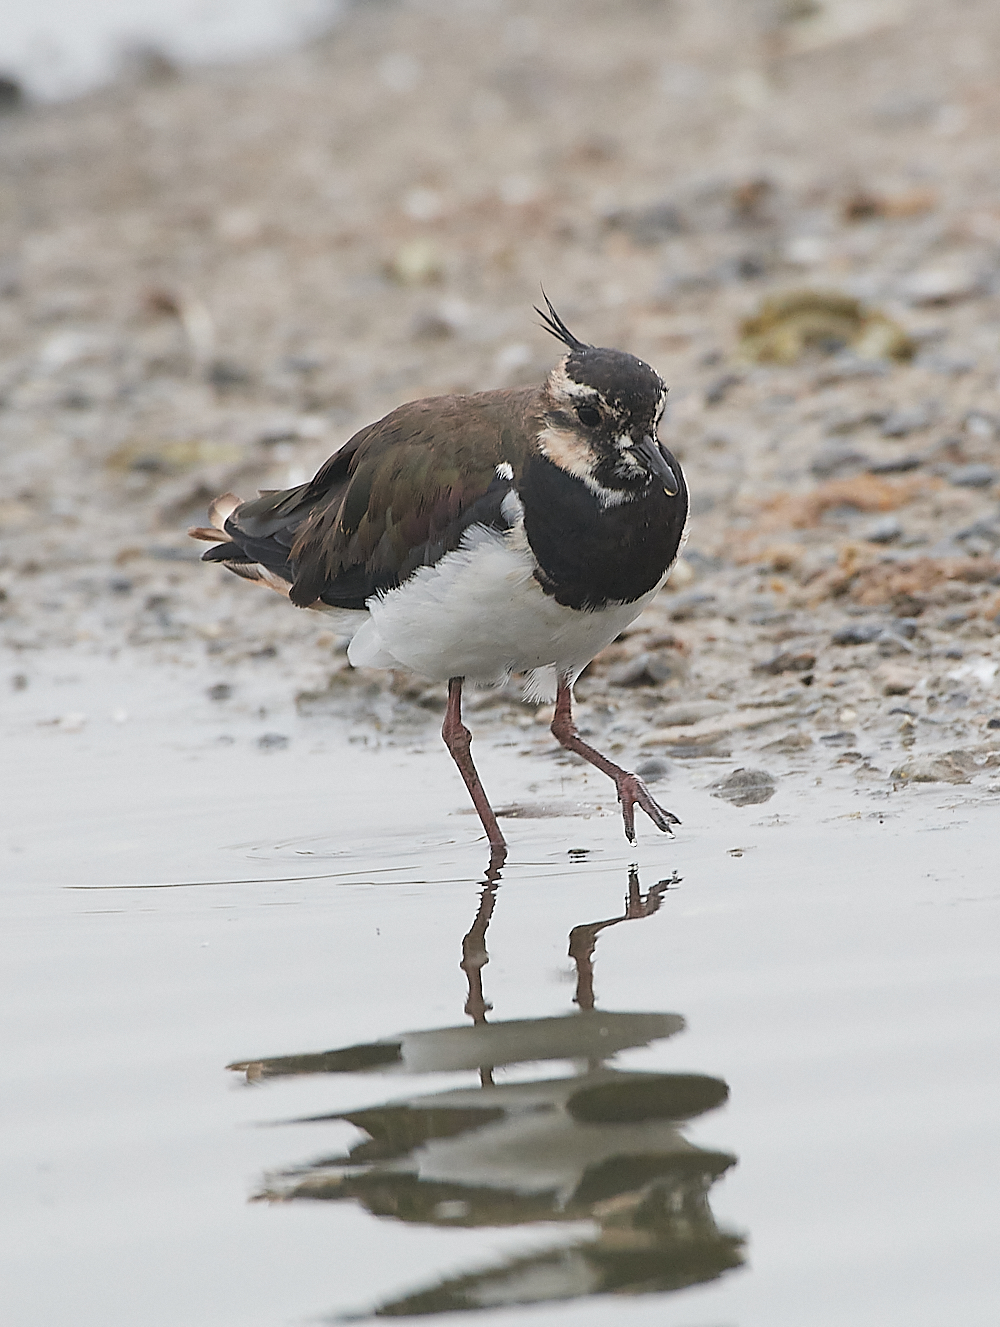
[
  {"x1": 442, "y1": 677, "x2": 508, "y2": 855},
  {"x1": 551, "y1": 679, "x2": 681, "y2": 843}
]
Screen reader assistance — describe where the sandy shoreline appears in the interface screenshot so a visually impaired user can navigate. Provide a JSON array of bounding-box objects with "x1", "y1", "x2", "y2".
[{"x1": 3, "y1": 0, "x2": 1000, "y2": 801}]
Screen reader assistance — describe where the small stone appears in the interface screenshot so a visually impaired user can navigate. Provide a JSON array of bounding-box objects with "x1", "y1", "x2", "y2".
[
  {"x1": 387, "y1": 239, "x2": 443, "y2": 286},
  {"x1": 608, "y1": 652, "x2": 683, "y2": 687},
  {"x1": 668, "y1": 591, "x2": 717, "y2": 621},
  {"x1": 682, "y1": 549, "x2": 724, "y2": 574},
  {"x1": 865, "y1": 516, "x2": 903, "y2": 545},
  {"x1": 949, "y1": 464, "x2": 996, "y2": 489},
  {"x1": 761, "y1": 731, "x2": 813, "y2": 752},
  {"x1": 868, "y1": 455, "x2": 922, "y2": 475},
  {"x1": 880, "y1": 405, "x2": 935, "y2": 438},
  {"x1": 811, "y1": 446, "x2": 870, "y2": 479},
  {"x1": 207, "y1": 683, "x2": 232, "y2": 701},
  {"x1": 890, "y1": 752, "x2": 975, "y2": 784},
  {"x1": 987, "y1": 718, "x2": 1000, "y2": 730},
  {"x1": 832, "y1": 622, "x2": 883, "y2": 645},
  {"x1": 825, "y1": 406, "x2": 889, "y2": 435},
  {"x1": 902, "y1": 266, "x2": 984, "y2": 306},
  {"x1": 877, "y1": 664, "x2": 918, "y2": 696},
  {"x1": 917, "y1": 352, "x2": 975, "y2": 376},
  {"x1": 635, "y1": 757, "x2": 671, "y2": 783},
  {"x1": 955, "y1": 517, "x2": 1000, "y2": 547},
  {"x1": 257, "y1": 732, "x2": 289, "y2": 750},
  {"x1": 964, "y1": 410, "x2": 999, "y2": 440},
  {"x1": 710, "y1": 768, "x2": 776, "y2": 806},
  {"x1": 819, "y1": 730, "x2": 856, "y2": 746},
  {"x1": 753, "y1": 651, "x2": 816, "y2": 675},
  {"x1": 704, "y1": 372, "x2": 742, "y2": 406},
  {"x1": 878, "y1": 633, "x2": 915, "y2": 658},
  {"x1": 653, "y1": 701, "x2": 727, "y2": 726},
  {"x1": 208, "y1": 359, "x2": 251, "y2": 387},
  {"x1": 604, "y1": 200, "x2": 685, "y2": 245}
]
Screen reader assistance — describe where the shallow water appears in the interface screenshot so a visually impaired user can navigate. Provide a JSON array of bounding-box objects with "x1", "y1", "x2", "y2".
[{"x1": 3, "y1": 658, "x2": 999, "y2": 1325}]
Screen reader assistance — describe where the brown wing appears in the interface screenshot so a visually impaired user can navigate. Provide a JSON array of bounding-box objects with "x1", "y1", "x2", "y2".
[{"x1": 202, "y1": 389, "x2": 537, "y2": 610}]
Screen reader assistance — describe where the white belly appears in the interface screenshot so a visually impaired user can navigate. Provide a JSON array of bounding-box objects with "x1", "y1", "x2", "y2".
[{"x1": 346, "y1": 524, "x2": 664, "y2": 701}]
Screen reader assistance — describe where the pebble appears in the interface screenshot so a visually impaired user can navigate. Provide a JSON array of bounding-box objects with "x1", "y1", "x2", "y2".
[
  {"x1": 704, "y1": 372, "x2": 742, "y2": 406},
  {"x1": 811, "y1": 446, "x2": 869, "y2": 479},
  {"x1": 761, "y1": 731, "x2": 812, "y2": 752},
  {"x1": 831, "y1": 619, "x2": 916, "y2": 647},
  {"x1": 876, "y1": 664, "x2": 919, "y2": 696},
  {"x1": 710, "y1": 768, "x2": 776, "y2": 806},
  {"x1": 634, "y1": 756, "x2": 671, "y2": 783},
  {"x1": 257, "y1": 732, "x2": 289, "y2": 750},
  {"x1": 901, "y1": 266, "x2": 984, "y2": 306},
  {"x1": 880, "y1": 405, "x2": 935, "y2": 437},
  {"x1": 964, "y1": 411, "x2": 999, "y2": 440},
  {"x1": 890, "y1": 752, "x2": 974, "y2": 784},
  {"x1": 387, "y1": 239, "x2": 443, "y2": 285},
  {"x1": 753, "y1": 651, "x2": 816, "y2": 675},
  {"x1": 604, "y1": 200, "x2": 685, "y2": 245},
  {"x1": 955, "y1": 516, "x2": 1000, "y2": 546},
  {"x1": 607, "y1": 652, "x2": 683, "y2": 687},
  {"x1": 653, "y1": 700, "x2": 726, "y2": 726},
  {"x1": 668, "y1": 591, "x2": 718, "y2": 621},
  {"x1": 832, "y1": 622, "x2": 883, "y2": 645},
  {"x1": 865, "y1": 516, "x2": 903, "y2": 544},
  {"x1": 949, "y1": 464, "x2": 996, "y2": 489},
  {"x1": 868, "y1": 455, "x2": 922, "y2": 474}
]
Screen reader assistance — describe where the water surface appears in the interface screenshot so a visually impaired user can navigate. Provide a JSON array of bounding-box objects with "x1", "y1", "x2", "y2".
[{"x1": 3, "y1": 658, "x2": 999, "y2": 1324}]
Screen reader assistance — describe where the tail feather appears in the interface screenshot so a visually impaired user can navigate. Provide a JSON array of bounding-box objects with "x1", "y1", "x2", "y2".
[
  {"x1": 189, "y1": 487, "x2": 303, "y2": 599},
  {"x1": 201, "y1": 542, "x2": 253, "y2": 564},
  {"x1": 188, "y1": 525, "x2": 229, "y2": 543},
  {"x1": 208, "y1": 492, "x2": 241, "y2": 530}
]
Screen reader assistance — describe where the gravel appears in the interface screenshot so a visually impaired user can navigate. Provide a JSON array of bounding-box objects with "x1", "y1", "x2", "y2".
[{"x1": 2, "y1": 0, "x2": 1000, "y2": 797}]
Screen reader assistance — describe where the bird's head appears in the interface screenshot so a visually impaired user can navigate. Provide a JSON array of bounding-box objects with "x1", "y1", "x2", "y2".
[{"x1": 534, "y1": 295, "x2": 679, "y2": 504}]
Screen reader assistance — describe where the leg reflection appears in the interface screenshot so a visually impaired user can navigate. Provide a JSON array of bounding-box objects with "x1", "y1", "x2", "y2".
[
  {"x1": 227, "y1": 863, "x2": 743, "y2": 1317},
  {"x1": 569, "y1": 866, "x2": 679, "y2": 1013}
]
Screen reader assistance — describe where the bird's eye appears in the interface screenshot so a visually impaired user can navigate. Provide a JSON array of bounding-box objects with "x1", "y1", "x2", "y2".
[{"x1": 575, "y1": 403, "x2": 601, "y2": 428}]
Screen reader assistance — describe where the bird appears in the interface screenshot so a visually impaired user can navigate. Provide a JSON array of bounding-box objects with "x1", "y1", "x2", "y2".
[{"x1": 189, "y1": 296, "x2": 689, "y2": 861}]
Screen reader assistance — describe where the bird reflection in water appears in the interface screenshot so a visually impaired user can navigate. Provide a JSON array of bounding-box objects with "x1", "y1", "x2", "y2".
[{"x1": 228, "y1": 866, "x2": 744, "y2": 1317}]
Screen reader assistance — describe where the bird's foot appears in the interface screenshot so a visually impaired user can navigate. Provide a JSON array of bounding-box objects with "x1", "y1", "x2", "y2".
[{"x1": 616, "y1": 773, "x2": 681, "y2": 843}]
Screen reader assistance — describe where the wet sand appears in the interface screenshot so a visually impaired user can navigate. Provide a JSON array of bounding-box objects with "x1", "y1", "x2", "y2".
[{"x1": 3, "y1": 0, "x2": 1000, "y2": 789}]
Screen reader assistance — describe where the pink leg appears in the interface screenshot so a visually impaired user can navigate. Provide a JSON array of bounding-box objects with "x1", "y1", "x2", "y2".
[
  {"x1": 442, "y1": 677, "x2": 508, "y2": 857},
  {"x1": 551, "y1": 679, "x2": 681, "y2": 843}
]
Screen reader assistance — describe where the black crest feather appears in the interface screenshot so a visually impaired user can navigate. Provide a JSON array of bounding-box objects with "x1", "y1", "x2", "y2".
[{"x1": 534, "y1": 290, "x2": 591, "y2": 353}]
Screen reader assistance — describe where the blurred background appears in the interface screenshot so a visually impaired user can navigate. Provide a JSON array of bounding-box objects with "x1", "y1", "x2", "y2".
[{"x1": 2, "y1": 0, "x2": 1000, "y2": 713}]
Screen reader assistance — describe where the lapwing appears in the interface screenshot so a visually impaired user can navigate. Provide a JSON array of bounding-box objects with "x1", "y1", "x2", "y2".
[{"x1": 190, "y1": 298, "x2": 689, "y2": 859}]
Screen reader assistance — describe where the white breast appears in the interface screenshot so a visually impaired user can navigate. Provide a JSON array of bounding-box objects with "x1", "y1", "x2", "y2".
[{"x1": 346, "y1": 522, "x2": 665, "y2": 701}]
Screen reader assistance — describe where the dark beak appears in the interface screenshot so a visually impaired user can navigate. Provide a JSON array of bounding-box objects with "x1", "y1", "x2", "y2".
[{"x1": 631, "y1": 436, "x2": 679, "y2": 496}]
